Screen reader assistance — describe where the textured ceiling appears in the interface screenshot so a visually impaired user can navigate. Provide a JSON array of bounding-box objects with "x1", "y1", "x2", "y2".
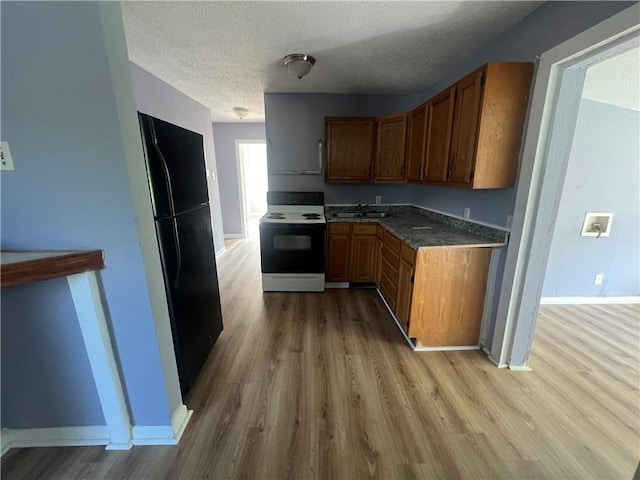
[
  {"x1": 121, "y1": 1, "x2": 542, "y2": 122},
  {"x1": 583, "y1": 46, "x2": 640, "y2": 111}
]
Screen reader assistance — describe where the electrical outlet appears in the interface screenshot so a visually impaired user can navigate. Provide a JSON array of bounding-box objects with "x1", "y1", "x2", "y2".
[
  {"x1": 463, "y1": 208, "x2": 471, "y2": 219},
  {"x1": 375, "y1": 195, "x2": 382, "y2": 205},
  {"x1": 594, "y1": 273, "x2": 604, "y2": 285},
  {"x1": 1, "y1": 141, "x2": 15, "y2": 171},
  {"x1": 506, "y1": 215, "x2": 513, "y2": 229}
]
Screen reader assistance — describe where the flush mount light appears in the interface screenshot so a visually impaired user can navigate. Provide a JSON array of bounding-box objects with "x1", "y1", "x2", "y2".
[
  {"x1": 283, "y1": 54, "x2": 316, "y2": 80},
  {"x1": 232, "y1": 107, "x2": 249, "y2": 120}
]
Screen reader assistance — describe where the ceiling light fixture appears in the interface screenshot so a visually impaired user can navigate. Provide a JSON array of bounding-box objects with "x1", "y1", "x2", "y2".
[
  {"x1": 283, "y1": 53, "x2": 316, "y2": 80},
  {"x1": 232, "y1": 107, "x2": 249, "y2": 120}
]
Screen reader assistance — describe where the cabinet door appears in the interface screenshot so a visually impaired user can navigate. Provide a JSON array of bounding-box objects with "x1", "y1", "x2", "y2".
[
  {"x1": 325, "y1": 118, "x2": 375, "y2": 182},
  {"x1": 396, "y1": 259, "x2": 414, "y2": 334},
  {"x1": 406, "y1": 105, "x2": 428, "y2": 182},
  {"x1": 374, "y1": 114, "x2": 407, "y2": 183},
  {"x1": 424, "y1": 87, "x2": 456, "y2": 184},
  {"x1": 350, "y1": 235, "x2": 380, "y2": 282},
  {"x1": 327, "y1": 233, "x2": 351, "y2": 281},
  {"x1": 449, "y1": 69, "x2": 484, "y2": 186}
]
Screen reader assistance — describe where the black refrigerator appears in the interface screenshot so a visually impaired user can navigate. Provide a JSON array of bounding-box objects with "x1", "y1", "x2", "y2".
[{"x1": 138, "y1": 112, "x2": 224, "y2": 397}]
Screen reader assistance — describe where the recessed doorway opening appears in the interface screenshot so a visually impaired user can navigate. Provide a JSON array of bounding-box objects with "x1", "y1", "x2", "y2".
[{"x1": 235, "y1": 140, "x2": 268, "y2": 238}]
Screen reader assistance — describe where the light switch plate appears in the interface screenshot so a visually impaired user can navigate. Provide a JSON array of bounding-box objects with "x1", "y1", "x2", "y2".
[{"x1": 1, "y1": 141, "x2": 15, "y2": 171}]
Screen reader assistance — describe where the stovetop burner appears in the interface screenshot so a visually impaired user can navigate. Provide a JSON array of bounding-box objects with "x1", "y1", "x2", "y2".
[
  {"x1": 302, "y1": 213, "x2": 321, "y2": 219},
  {"x1": 267, "y1": 213, "x2": 285, "y2": 219}
]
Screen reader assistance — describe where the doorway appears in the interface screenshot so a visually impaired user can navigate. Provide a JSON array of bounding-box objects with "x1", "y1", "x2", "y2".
[
  {"x1": 490, "y1": 4, "x2": 640, "y2": 368},
  {"x1": 236, "y1": 140, "x2": 268, "y2": 238}
]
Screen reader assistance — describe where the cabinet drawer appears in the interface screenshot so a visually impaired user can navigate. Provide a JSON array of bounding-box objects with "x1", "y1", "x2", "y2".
[
  {"x1": 352, "y1": 224, "x2": 377, "y2": 235},
  {"x1": 380, "y1": 272, "x2": 397, "y2": 301},
  {"x1": 381, "y1": 256, "x2": 399, "y2": 281},
  {"x1": 329, "y1": 223, "x2": 351, "y2": 234},
  {"x1": 401, "y1": 244, "x2": 416, "y2": 265},
  {"x1": 382, "y1": 245, "x2": 400, "y2": 267},
  {"x1": 380, "y1": 281, "x2": 396, "y2": 310},
  {"x1": 383, "y1": 231, "x2": 401, "y2": 253}
]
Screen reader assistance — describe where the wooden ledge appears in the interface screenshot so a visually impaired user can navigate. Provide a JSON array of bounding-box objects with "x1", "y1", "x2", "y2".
[{"x1": 1, "y1": 250, "x2": 105, "y2": 288}]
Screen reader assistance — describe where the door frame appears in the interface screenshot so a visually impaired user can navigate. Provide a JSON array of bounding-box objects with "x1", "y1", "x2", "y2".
[
  {"x1": 234, "y1": 139, "x2": 268, "y2": 238},
  {"x1": 490, "y1": 4, "x2": 640, "y2": 368}
]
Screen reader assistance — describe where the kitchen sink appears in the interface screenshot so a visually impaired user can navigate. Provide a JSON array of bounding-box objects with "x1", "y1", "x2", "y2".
[{"x1": 332, "y1": 211, "x2": 391, "y2": 219}]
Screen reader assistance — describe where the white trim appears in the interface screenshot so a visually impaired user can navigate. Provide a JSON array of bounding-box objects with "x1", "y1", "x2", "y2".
[
  {"x1": 1, "y1": 426, "x2": 110, "y2": 455},
  {"x1": 540, "y1": 296, "x2": 640, "y2": 305},
  {"x1": 492, "y1": 4, "x2": 640, "y2": 367},
  {"x1": 223, "y1": 233, "x2": 243, "y2": 239},
  {"x1": 67, "y1": 272, "x2": 132, "y2": 450},
  {"x1": 508, "y1": 364, "x2": 533, "y2": 372},
  {"x1": 171, "y1": 404, "x2": 193, "y2": 443},
  {"x1": 414, "y1": 345, "x2": 480, "y2": 352},
  {"x1": 215, "y1": 246, "x2": 227, "y2": 258},
  {"x1": 131, "y1": 404, "x2": 192, "y2": 446},
  {"x1": 324, "y1": 282, "x2": 350, "y2": 289},
  {"x1": 484, "y1": 346, "x2": 508, "y2": 368}
]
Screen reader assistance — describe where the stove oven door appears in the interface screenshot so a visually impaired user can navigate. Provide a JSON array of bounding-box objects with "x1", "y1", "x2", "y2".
[{"x1": 259, "y1": 223, "x2": 326, "y2": 274}]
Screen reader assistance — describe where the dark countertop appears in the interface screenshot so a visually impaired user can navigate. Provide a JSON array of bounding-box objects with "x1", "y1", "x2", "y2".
[{"x1": 325, "y1": 205, "x2": 508, "y2": 250}]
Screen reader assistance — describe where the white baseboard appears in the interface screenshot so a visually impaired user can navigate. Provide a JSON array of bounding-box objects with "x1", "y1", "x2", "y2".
[
  {"x1": 1, "y1": 426, "x2": 110, "y2": 456},
  {"x1": 486, "y1": 352, "x2": 508, "y2": 368},
  {"x1": 223, "y1": 233, "x2": 243, "y2": 239},
  {"x1": 540, "y1": 296, "x2": 640, "y2": 305},
  {"x1": 414, "y1": 345, "x2": 480, "y2": 352},
  {"x1": 131, "y1": 404, "x2": 192, "y2": 446},
  {"x1": 1, "y1": 405, "x2": 193, "y2": 455},
  {"x1": 508, "y1": 364, "x2": 533, "y2": 372}
]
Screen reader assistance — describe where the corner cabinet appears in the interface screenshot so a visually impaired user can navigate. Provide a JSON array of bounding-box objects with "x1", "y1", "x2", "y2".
[
  {"x1": 374, "y1": 113, "x2": 407, "y2": 183},
  {"x1": 433, "y1": 62, "x2": 533, "y2": 189},
  {"x1": 324, "y1": 118, "x2": 375, "y2": 183}
]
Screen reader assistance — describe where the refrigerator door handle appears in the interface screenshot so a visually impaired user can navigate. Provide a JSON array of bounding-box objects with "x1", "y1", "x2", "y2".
[{"x1": 150, "y1": 119, "x2": 182, "y2": 288}]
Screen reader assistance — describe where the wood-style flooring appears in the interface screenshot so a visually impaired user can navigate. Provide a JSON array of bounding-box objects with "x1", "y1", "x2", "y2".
[{"x1": 2, "y1": 236, "x2": 639, "y2": 479}]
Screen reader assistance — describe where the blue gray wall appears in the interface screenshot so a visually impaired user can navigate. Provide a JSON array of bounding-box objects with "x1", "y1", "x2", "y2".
[
  {"x1": 1, "y1": 2, "x2": 173, "y2": 428},
  {"x1": 543, "y1": 99, "x2": 640, "y2": 297},
  {"x1": 130, "y1": 62, "x2": 225, "y2": 255},
  {"x1": 212, "y1": 122, "x2": 266, "y2": 236}
]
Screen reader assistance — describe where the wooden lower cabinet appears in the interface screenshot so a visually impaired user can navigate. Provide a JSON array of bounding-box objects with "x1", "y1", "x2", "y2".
[
  {"x1": 395, "y1": 245, "x2": 416, "y2": 334},
  {"x1": 350, "y1": 227, "x2": 381, "y2": 283},
  {"x1": 327, "y1": 223, "x2": 492, "y2": 348},
  {"x1": 408, "y1": 247, "x2": 491, "y2": 347},
  {"x1": 327, "y1": 224, "x2": 351, "y2": 282},
  {"x1": 327, "y1": 223, "x2": 380, "y2": 283}
]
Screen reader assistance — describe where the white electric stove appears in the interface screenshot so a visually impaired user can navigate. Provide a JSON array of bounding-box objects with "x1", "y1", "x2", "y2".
[{"x1": 259, "y1": 192, "x2": 326, "y2": 292}]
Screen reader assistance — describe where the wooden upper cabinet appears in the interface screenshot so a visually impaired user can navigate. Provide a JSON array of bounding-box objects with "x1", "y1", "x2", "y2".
[
  {"x1": 424, "y1": 87, "x2": 456, "y2": 184},
  {"x1": 449, "y1": 68, "x2": 484, "y2": 186},
  {"x1": 325, "y1": 118, "x2": 375, "y2": 183},
  {"x1": 406, "y1": 105, "x2": 428, "y2": 182},
  {"x1": 374, "y1": 113, "x2": 408, "y2": 183},
  {"x1": 471, "y1": 62, "x2": 534, "y2": 189}
]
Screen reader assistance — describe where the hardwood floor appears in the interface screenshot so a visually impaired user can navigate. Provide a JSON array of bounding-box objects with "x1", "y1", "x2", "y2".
[{"x1": 2, "y1": 237, "x2": 639, "y2": 479}]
